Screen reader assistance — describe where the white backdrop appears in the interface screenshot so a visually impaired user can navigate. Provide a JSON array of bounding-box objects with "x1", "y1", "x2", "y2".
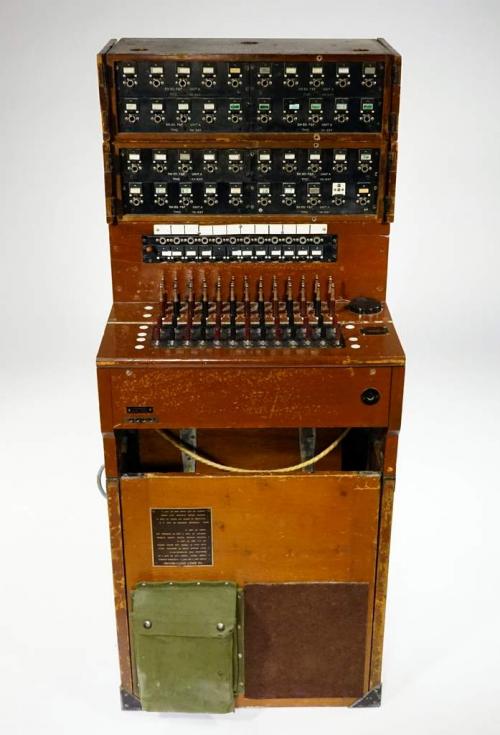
[{"x1": 1, "y1": 1, "x2": 500, "y2": 733}]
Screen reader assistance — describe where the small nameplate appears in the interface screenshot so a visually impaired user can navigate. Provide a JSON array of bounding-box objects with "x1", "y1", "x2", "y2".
[{"x1": 151, "y1": 508, "x2": 213, "y2": 566}]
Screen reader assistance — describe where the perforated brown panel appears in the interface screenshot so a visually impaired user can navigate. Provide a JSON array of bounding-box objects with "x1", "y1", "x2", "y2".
[{"x1": 244, "y1": 582, "x2": 369, "y2": 699}]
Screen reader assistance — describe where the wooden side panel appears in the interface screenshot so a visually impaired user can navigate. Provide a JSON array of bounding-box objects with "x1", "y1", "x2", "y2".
[
  {"x1": 369, "y1": 477, "x2": 395, "y2": 688},
  {"x1": 106, "y1": 478, "x2": 133, "y2": 693}
]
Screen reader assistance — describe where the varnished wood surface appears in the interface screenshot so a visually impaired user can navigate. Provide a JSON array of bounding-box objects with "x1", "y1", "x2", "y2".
[
  {"x1": 108, "y1": 221, "x2": 390, "y2": 302},
  {"x1": 108, "y1": 37, "x2": 397, "y2": 59},
  {"x1": 97, "y1": 302, "x2": 404, "y2": 367},
  {"x1": 105, "y1": 479, "x2": 133, "y2": 693},
  {"x1": 100, "y1": 366, "x2": 392, "y2": 430},
  {"x1": 120, "y1": 472, "x2": 380, "y2": 585}
]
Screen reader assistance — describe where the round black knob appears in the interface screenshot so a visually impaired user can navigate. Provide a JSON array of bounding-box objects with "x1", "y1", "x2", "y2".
[
  {"x1": 348, "y1": 297, "x2": 382, "y2": 315},
  {"x1": 361, "y1": 388, "x2": 380, "y2": 405}
]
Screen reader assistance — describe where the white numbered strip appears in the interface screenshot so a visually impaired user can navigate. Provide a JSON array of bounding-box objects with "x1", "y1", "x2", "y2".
[{"x1": 153, "y1": 223, "x2": 328, "y2": 236}]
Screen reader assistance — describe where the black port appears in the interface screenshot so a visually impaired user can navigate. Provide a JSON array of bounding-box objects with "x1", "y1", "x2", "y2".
[
  {"x1": 361, "y1": 388, "x2": 380, "y2": 406},
  {"x1": 361, "y1": 326, "x2": 389, "y2": 336}
]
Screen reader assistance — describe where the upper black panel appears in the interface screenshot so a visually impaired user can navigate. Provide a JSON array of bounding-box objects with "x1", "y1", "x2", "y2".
[{"x1": 115, "y1": 61, "x2": 385, "y2": 133}]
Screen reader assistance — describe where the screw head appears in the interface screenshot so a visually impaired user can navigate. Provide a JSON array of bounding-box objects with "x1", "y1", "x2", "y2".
[
  {"x1": 143, "y1": 620, "x2": 152, "y2": 629},
  {"x1": 216, "y1": 622, "x2": 225, "y2": 631}
]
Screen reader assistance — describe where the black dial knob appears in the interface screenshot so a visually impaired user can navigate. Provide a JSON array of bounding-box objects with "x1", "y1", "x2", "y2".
[
  {"x1": 361, "y1": 388, "x2": 380, "y2": 405},
  {"x1": 348, "y1": 296, "x2": 382, "y2": 315}
]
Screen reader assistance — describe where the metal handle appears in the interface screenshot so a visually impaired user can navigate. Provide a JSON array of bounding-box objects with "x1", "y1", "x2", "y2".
[{"x1": 97, "y1": 464, "x2": 107, "y2": 498}]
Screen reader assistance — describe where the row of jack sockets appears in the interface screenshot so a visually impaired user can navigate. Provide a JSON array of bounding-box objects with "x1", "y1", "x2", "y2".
[
  {"x1": 125, "y1": 180, "x2": 376, "y2": 212},
  {"x1": 116, "y1": 61, "x2": 383, "y2": 93},
  {"x1": 121, "y1": 147, "x2": 379, "y2": 179},
  {"x1": 119, "y1": 96, "x2": 380, "y2": 131}
]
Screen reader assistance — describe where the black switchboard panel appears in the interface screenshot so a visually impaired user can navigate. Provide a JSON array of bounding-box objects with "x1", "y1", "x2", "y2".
[
  {"x1": 120, "y1": 147, "x2": 380, "y2": 215},
  {"x1": 142, "y1": 234, "x2": 337, "y2": 263},
  {"x1": 115, "y1": 60, "x2": 384, "y2": 133}
]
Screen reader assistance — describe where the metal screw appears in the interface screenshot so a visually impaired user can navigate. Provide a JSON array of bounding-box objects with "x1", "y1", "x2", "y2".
[
  {"x1": 143, "y1": 620, "x2": 152, "y2": 629},
  {"x1": 216, "y1": 622, "x2": 225, "y2": 631}
]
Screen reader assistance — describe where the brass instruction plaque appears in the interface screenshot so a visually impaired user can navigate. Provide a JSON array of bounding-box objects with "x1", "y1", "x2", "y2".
[{"x1": 151, "y1": 507, "x2": 213, "y2": 566}]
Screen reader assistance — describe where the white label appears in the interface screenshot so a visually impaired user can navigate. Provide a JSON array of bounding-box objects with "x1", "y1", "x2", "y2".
[
  {"x1": 204, "y1": 103, "x2": 215, "y2": 110},
  {"x1": 284, "y1": 153, "x2": 296, "y2": 160},
  {"x1": 154, "y1": 153, "x2": 167, "y2": 161},
  {"x1": 155, "y1": 186, "x2": 166, "y2": 194},
  {"x1": 177, "y1": 66, "x2": 190, "y2": 74},
  {"x1": 255, "y1": 224, "x2": 269, "y2": 234},
  {"x1": 203, "y1": 66, "x2": 215, "y2": 74},
  {"x1": 229, "y1": 153, "x2": 240, "y2": 161},
  {"x1": 259, "y1": 152, "x2": 271, "y2": 160},
  {"x1": 152, "y1": 102, "x2": 163, "y2": 110},
  {"x1": 310, "y1": 153, "x2": 320, "y2": 160},
  {"x1": 338, "y1": 66, "x2": 350, "y2": 74},
  {"x1": 154, "y1": 225, "x2": 172, "y2": 235},
  {"x1": 285, "y1": 66, "x2": 297, "y2": 74},
  {"x1": 283, "y1": 224, "x2": 297, "y2": 234},
  {"x1": 150, "y1": 66, "x2": 163, "y2": 74},
  {"x1": 171, "y1": 225, "x2": 185, "y2": 235},
  {"x1": 204, "y1": 153, "x2": 215, "y2": 160},
  {"x1": 128, "y1": 153, "x2": 140, "y2": 160},
  {"x1": 284, "y1": 187, "x2": 295, "y2": 195},
  {"x1": 332, "y1": 183, "x2": 346, "y2": 195},
  {"x1": 336, "y1": 102, "x2": 348, "y2": 110},
  {"x1": 130, "y1": 186, "x2": 141, "y2": 194},
  {"x1": 360, "y1": 152, "x2": 372, "y2": 160},
  {"x1": 335, "y1": 153, "x2": 346, "y2": 161},
  {"x1": 311, "y1": 223, "x2": 328, "y2": 234},
  {"x1": 178, "y1": 103, "x2": 189, "y2": 110},
  {"x1": 213, "y1": 225, "x2": 226, "y2": 235},
  {"x1": 185, "y1": 225, "x2": 198, "y2": 235},
  {"x1": 123, "y1": 66, "x2": 135, "y2": 74},
  {"x1": 125, "y1": 103, "x2": 137, "y2": 110},
  {"x1": 312, "y1": 66, "x2": 323, "y2": 74}
]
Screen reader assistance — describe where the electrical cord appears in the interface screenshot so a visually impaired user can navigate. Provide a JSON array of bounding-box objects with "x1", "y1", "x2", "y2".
[{"x1": 154, "y1": 428, "x2": 350, "y2": 474}]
